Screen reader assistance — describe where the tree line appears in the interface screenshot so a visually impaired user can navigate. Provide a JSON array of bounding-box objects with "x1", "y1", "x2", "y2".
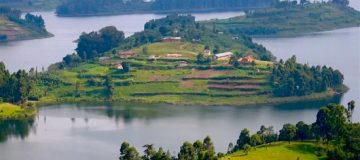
[
  {"x1": 0, "y1": 62, "x2": 33, "y2": 104},
  {"x1": 56, "y1": 0, "x2": 277, "y2": 16},
  {"x1": 271, "y1": 55, "x2": 344, "y2": 97},
  {"x1": 120, "y1": 101, "x2": 359, "y2": 160},
  {"x1": 60, "y1": 26, "x2": 124, "y2": 68}
]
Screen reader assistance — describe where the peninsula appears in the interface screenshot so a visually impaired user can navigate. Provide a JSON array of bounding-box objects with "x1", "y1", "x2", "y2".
[
  {"x1": 203, "y1": 1, "x2": 360, "y2": 37},
  {"x1": 0, "y1": 6, "x2": 51, "y2": 42}
]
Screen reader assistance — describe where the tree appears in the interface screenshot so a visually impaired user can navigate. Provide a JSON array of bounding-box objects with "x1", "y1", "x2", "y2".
[
  {"x1": 249, "y1": 134, "x2": 263, "y2": 146},
  {"x1": 257, "y1": 125, "x2": 278, "y2": 144},
  {"x1": 236, "y1": 128, "x2": 250, "y2": 150},
  {"x1": 196, "y1": 53, "x2": 211, "y2": 65},
  {"x1": 75, "y1": 81, "x2": 81, "y2": 97},
  {"x1": 152, "y1": 147, "x2": 172, "y2": 160},
  {"x1": 100, "y1": 26, "x2": 125, "y2": 50},
  {"x1": 112, "y1": 49, "x2": 117, "y2": 56},
  {"x1": 121, "y1": 61, "x2": 130, "y2": 73},
  {"x1": 229, "y1": 54, "x2": 240, "y2": 68},
  {"x1": 0, "y1": 62, "x2": 9, "y2": 89},
  {"x1": 347, "y1": 100, "x2": 355, "y2": 123},
  {"x1": 25, "y1": 13, "x2": 45, "y2": 28},
  {"x1": 63, "y1": 53, "x2": 81, "y2": 67},
  {"x1": 142, "y1": 46, "x2": 148, "y2": 55},
  {"x1": 119, "y1": 142, "x2": 141, "y2": 160},
  {"x1": 142, "y1": 144, "x2": 156, "y2": 160},
  {"x1": 227, "y1": 142, "x2": 234, "y2": 154},
  {"x1": 279, "y1": 123, "x2": 297, "y2": 143},
  {"x1": 243, "y1": 144, "x2": 251, "y2": 155},
  {"x1": 178, "y1": 141, "x2": 196, "y2": 160},
  {"x1": 313, "y1": 104, "x2": 347, "y2": 143},
  {"x1": 76, "y1": 26, "x2": 124, "y2": 61},
  {"x1": 295, "y1": 121, "x2": 312, "y2": 141},
  {"x1": 193, "y1": 140, "x2": 205, "y2": 160},
  {"x1": 203, "y1": 136, "x2": 216, "y2": 160},
  {"x1": 104, "y1": 76, "x2": 114, "y2": 100}
]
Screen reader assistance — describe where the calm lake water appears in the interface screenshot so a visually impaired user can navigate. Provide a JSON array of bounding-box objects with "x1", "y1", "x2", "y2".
[{"x1": 0, "y1": 1, "x2": 360, "y2": 160}]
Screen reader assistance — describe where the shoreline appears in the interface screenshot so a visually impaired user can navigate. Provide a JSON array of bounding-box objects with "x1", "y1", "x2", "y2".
[
  {"x1": 0, "y1": 32, "x2": 54, "y2": 43},
  {"x1": 55, "y1": 7, "x2": 262, "y2": 18},
  {"x1": 34, "y1": 86, "x2": 346, "y2": 108}
]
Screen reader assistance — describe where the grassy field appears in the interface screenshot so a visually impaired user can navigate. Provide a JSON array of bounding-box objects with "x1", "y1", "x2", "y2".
[
  {"x1": 223, "y1": 141, "x2": 327, "y2": 160},
  {"x1": 132, "y1": 42, "x2": 204, "y2": 59},
  {"x1": 0, "y1": 103, "x2": 36, "y2": 120},
  {"x1": 203, "y1": 3, "x2": 360, "y2": 37}
]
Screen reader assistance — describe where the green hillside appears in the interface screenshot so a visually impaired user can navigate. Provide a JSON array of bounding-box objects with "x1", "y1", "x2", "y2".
[
  {"x1": 223, "y1": 141, "x2": 327, "y2": 160},
  {"x1": 0, "y1": 6, "x2": 51, "y2": 42},
  {"x1": 203, "y1": 3, "x2": 360, "y2": 37},
  {"x1": 35, "y1": 41, "x2": 340, "y2": 106},
  {"x1": 0, "y1": 103, "x2": 36, "y2": 120}
]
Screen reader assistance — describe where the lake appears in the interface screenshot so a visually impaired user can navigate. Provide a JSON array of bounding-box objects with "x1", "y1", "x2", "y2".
[{"x1": 0, "y1": 1, "x2": 359, "y2": 160}]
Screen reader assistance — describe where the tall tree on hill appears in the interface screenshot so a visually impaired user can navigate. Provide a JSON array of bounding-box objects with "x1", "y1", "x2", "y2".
[
  {"x1": 295, "y1": 121, "x2": 312, "y2": 141},
  {"x1": 235, "y1": 128, "x2": 251, "y2": 151},
  {"x1": 279, "y1": 123, "x2": 297, "y2": 143},
  {"x1": 178, "y1": 141, "x2": 196, "y2": 160},
  {"x1": 104, "y1": 76, "x2": 114, "y2": 100},
  {"x1": 313, "y1": 104, "x2": 347, "y2": 143},
  {"x1": 119, "y1": 142, "x2": 141, "y2": 160},
  {"x1": 76, "y1": 26, "x2": 124, "y2": 61}
]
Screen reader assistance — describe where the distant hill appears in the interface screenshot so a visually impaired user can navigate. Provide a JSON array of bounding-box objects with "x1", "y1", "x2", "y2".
[
  {"x1": 0, "y1": 6, "x2": 51, "y2": 42},
  {"x1": 56, "y1": 0, "x2": 277, "y2": 17},
  {"x1": 202, "y1": 2, "x2": 360, "y2": 37}
]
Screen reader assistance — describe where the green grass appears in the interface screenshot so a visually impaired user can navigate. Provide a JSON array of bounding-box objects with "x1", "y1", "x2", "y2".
[
  {"x1": 203, "y1": 3, "x2": 360, "y2": 37},
  {"x1": 223, "y1": 141, "x2": 327, "y2": 160},
  {"x1": 131, "y1": 42, "x2": 205, "y2": 59},
  {"x1": 0, "y1": 103, "x2": 36, "y2": 120}
]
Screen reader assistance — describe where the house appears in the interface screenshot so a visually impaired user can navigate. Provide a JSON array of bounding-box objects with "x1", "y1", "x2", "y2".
[
  {"x1": 99, "y1": 56, "x2": 110, "y2": 61},
  {"x1": 148, "y1": 55, "x2": 157, "y2": 61},
  {"x1": 214, "y1": 52, "x2": 233, "y2": 60},
  {"x1": 118, "y1": 51, "x2": 136, "y2": 58},
  {"x1": 162, "y1": 37, "x2": 182, "y2": 42},
  {"x1": 114, "y1": 64, "x2": 123, "y2": 70},
  {"x1": 166, "y1": 54, "x2": 182, "y2": 58},
  {"x1": 177, "y1": 61, "x2": 188, "y2": 68},
  {"x1": 203, "y1": 49, "x2": 212, "y2": 56},
  {"x1": 239, "y1": 55, "x2": 254, "y2": 64}
]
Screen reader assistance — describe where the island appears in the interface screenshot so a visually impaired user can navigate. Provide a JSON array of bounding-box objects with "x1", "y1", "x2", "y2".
[
  {"x1": 202, "y1": 0, "x2": 360, "y2": 37},
  {"x1": 0, "y1": 14, "x2": 345, "y2": 108},
  {"x1": 0, "y1": 6, "x2": 51, "y2": 42},
  {"x1": 55, "y1": 0, "x2": 277, "y2": 17}
]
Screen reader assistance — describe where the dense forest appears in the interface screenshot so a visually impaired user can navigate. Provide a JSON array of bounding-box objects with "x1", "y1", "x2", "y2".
[
  {"x1": 271, "y1": 56, "x2": 344, "y2": 97},
  {"x1": 56, "y1": 0, "x2": 277, "y2": 16},
  {"x1": 0, "y1": 62, "x2": 33, "y2": 104},
  {"x1": 119, "y1": 102, "x2": 359, "y2": 160}
]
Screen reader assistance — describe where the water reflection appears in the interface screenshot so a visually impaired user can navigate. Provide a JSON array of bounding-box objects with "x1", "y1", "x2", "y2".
[{"x1": 0, "y1": 119, "x2": 35, "y2": 142}]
